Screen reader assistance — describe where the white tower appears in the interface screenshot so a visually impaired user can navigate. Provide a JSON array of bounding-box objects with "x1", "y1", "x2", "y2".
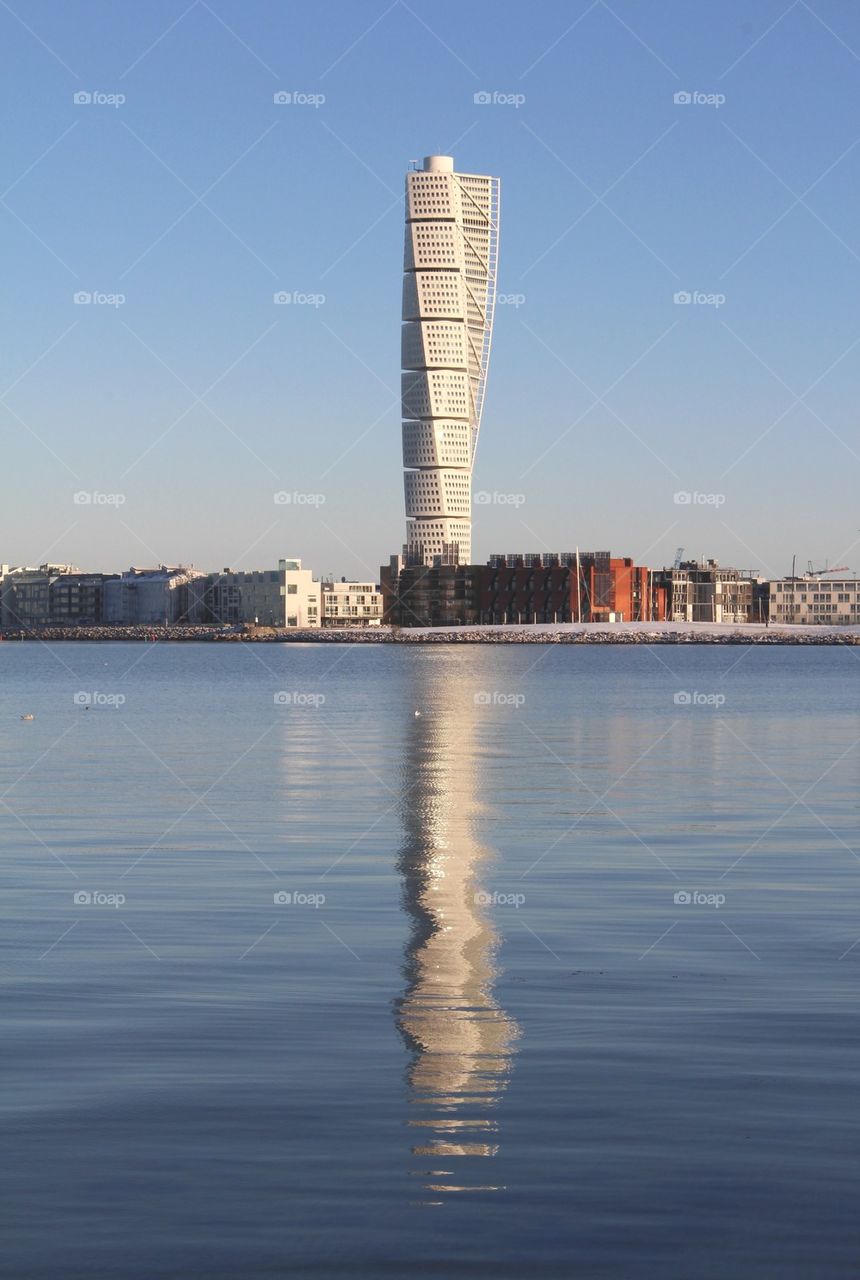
[{"x1": 401, "y1": 155, "x2": 499, "y2": 566}]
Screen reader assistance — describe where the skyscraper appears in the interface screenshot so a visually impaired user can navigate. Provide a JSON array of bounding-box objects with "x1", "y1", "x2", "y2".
[{"x1": 401, "y1": 155, "x2": 500, "y2": 566}]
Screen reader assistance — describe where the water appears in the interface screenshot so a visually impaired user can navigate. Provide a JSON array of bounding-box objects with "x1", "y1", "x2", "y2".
[{"x1": 2, "y1": 640, "x2": 859, "y2": 1278}]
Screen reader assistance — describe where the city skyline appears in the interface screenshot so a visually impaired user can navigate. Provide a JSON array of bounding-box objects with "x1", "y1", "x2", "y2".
[{"x1": 4, "y1": 2, "x2": 860, "y2": 582}]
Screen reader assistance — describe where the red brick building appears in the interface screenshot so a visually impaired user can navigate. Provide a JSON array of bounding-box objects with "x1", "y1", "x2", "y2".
[{"x1": 381, "y1": 553, "x2": 666, "y2": 627}]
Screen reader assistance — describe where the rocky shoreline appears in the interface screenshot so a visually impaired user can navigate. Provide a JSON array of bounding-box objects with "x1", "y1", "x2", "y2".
[{"x1": 2, "y1": 624, "x2": 859, "y2": 645}]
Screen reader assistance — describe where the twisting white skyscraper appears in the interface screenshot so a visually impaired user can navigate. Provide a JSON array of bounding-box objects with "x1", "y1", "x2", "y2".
[{"x1": 401, "y1": 155, "x2": 499, "y2": 566}]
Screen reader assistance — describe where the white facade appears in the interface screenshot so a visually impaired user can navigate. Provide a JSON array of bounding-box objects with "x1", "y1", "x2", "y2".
[
  {"x1": 207, "y1": 559, "x2": 320, "y2": 627},
  {"x1": 282, "y1": 559, "x2": 320, "y2": 628},
  {"x1": 321, "y1": 579, "x2": 382, "y2": 625},
  {"x1": 770, "y1": 578, "x2": 860, "y2": 625},
  {"x1": 401, "y1": 154, "x2": 499, "y2": 566}
]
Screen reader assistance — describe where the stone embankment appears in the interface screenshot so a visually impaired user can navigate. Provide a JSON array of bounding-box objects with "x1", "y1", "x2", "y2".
[{"x1": 2, "y1": 624, "x2": 859, "y2": 645}]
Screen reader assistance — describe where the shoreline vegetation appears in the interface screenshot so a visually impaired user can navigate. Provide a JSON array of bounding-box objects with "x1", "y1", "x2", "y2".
[{"x1": 2, "y1": 622, "x2": 859, "y2": 645}]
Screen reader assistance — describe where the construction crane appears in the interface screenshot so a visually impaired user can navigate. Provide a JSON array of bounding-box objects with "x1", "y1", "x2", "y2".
[
  {"x1": 807, "y1": 561, "x2": 850, "y2": 577},
  {"x1": 673, "y1": 547, "x2": 685, "y2": 569}
]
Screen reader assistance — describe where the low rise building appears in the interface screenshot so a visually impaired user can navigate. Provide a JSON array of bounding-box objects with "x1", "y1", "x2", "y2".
[
  {"x1": 381, "y1": 552, "x2": 663, "y2": 627},
  {"x1": 769, "y1": 577, "x2": 860, "y2": 625},
  {"x1": 320, "y1": 579, "x2": 382, "y2": 626},
  {"x1": 0, "y1": 564, "x2": 81, "y2": 629},
  {"x1": 49, "y1": 572, "x2": 116, "y2": 625},
  {"x1": 205, "y1": 559, "x2": 320, "y2": 628},
  {"x1": 103, "y1": 566, "x2": 207, "y2": 626},
  {"x1": 653, "y1": 560, "x2": 760, "y2": 624}
]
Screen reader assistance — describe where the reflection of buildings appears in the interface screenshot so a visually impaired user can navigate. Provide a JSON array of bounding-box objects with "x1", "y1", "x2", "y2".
[{"x1": 395, "y1": 667, "x2": 519, "y2": 1196}]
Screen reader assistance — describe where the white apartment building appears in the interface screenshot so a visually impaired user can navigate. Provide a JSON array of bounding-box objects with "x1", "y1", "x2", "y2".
[
  {"x1": 769, "y1": 578, "x2": 860, "y2": 625},
  {"x1": 282, "y1": 559, "x2": 319, "y2": 628},
  {"x1": 206, "y1": 559, "x2": 320, "y2": 627},
  {"x1": 401, "y1": 154, "x2": 500, "y2": 566},
  {"x1": 321, "y1": 579, "x2": 382, "y2": 626}
]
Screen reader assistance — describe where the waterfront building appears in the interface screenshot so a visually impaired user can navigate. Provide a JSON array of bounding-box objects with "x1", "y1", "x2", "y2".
[
  {"x1": 205, "y1": 559, "x2": 320, "y2": 628},
  {"x1": 401, "y1": 154, "x2": 500, "y2": 567},
  {"x1": 652, "y1": 560, "x2": 760, "y2": 624},
  {"x1": 0, "y1": 564, "x2": 81, "y2": 629},
  {"x1": 103, "y1": 566, "x2": 207, "y2": 626},
  {"x1": 320, "y1": 579, "x2": 382, "y2": 626},
  {"x1": 769, "y1": 576, "x2": 860, "y2": 625},
  {"x1": 49, "y1": 572, "x2": 115, "y2": 625},
  {"x1": 381, "y1": 552, "x2": 663, "y2": 627}
]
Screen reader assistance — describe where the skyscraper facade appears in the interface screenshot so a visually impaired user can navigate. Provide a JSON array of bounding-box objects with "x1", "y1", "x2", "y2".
[{"x1": 401, "y1": 155, "x2": 500, "y2": 566}]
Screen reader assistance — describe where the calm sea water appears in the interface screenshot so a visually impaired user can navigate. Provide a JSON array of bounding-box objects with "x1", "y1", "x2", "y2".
[{"x1": 3, "y1": 640, "x2": 860, "y2": 1279}]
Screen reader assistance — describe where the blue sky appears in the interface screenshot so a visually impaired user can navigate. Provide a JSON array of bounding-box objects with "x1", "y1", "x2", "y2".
[{"x1": 3, "y1": 0, "x2": 860, "y2": 580}]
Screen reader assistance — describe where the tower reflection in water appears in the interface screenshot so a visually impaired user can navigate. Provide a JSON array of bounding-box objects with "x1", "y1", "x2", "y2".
[{"x1": 395, "y1": 667, "x2": 520, "y2": 1198}]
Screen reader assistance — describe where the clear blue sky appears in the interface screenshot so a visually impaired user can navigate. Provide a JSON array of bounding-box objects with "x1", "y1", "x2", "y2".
[{"x1": 3, "y1": 0, "x2": 860, "y2": 580}]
